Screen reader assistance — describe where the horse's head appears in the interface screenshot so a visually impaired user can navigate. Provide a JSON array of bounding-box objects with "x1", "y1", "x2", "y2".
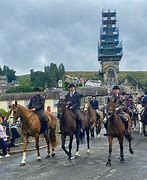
[
  {"x1": 84, "y1": 102, "x2": 91, "y2": 111},
  {"x1": 10, "y1": 101, "x2": 20, "y2": 121},
  {"x1": 57, "y1": 99, "x2": 67, "y2": 119},
  {"x1": 107, "y1": 98, "x2": 116, "y2": 116}
]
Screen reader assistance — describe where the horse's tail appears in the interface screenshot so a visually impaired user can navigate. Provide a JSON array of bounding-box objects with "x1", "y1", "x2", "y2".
[
  {"x1": 45, "y1": 111, "x2": 58, "y2": 149},
  {"x1": 49, "y1": 127, "x2": 58, "y2": 149}
]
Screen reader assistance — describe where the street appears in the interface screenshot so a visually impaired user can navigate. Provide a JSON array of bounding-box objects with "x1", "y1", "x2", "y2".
[{"x1": 0, "y1": 129, "x2": 147, "y2": 180}]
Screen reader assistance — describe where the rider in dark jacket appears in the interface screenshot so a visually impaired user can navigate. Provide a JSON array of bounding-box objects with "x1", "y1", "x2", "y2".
[
  {"x1": 90, "y1": 95, "x2": 99, "y2": 110},
  {"x1": 28, "y1": 87, "x2": 48, "y2": 134},
  {"x1": 65, "y1": 83, "x2": 83, "y2": 133},
  {"x1": 142, "y1": 92, "x2": 147, "y2": 107}
]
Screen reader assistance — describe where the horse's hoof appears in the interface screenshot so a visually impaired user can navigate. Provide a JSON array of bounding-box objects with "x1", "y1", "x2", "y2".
[
  {"x1": 106, "y1": 162, "x2": 111, "y2": 167},
  {"x1": 51, "y1": 152, "x2": 55, "y2": 157},
  {"x1": 46, "y1": 154, "x2": 50, "y2": 159},
  {"x1": 75, "y1": 152, "x2": 79, "y2": 158},
  {"x1": 87, "y1": 150, "x2": 90, "y2": 155},
  {"x1": 120, "y1": 158, "x2": 125, "y2": 163},
  {"x1": 69, "y1": 156, "x2": 74, "y2": 160},
  {"x1": 20, "y1": 163, "x2": 25, "y2": 166},
  {"x1": 75, "y1": 154, "x2": 79, "y2": 158},
  {"x1": 97, "y1": 134, "x2": 101, "y2": 138},
  {"x1": 36, "y1": 157, "x2": 41, "y2": 161},
  {"x1": 129, "y1": 149, "x2": 134, "y2": 154}
]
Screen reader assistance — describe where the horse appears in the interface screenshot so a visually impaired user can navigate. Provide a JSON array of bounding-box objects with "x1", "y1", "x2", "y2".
[
  {"x1": 106, "y1": 98, "x2": 134, "y2": 166},
  {"x1": 84, "y1": 102, "x2": 102, "y2": 138},
  {"x1": 141, "y1": 105, "x2": 147, "y2": 136},
  {"x1": 57, "y1": 99, "x2": 93, "y2": 160},
  {"x1": 10, "y1": 101, "x2": 58, "y2": 166}
]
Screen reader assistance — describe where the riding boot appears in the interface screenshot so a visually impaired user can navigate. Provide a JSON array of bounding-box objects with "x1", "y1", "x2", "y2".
[
  {"x1": 77, "y1": 118, "x2": 83, "y2": 133},
  {"x1": 43, "y1": 120, "x2": 48, "y2": 135}
]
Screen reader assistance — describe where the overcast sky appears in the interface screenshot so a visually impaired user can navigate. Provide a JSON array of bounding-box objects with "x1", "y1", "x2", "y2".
[{"x1": 0, "y1": 0, "x2": 147, "y2": 75}]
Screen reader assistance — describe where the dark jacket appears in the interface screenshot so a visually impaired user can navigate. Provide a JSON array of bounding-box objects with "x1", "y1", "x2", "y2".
[
  {"x1": 65, "y1": 91, "x2": 81, "y2": 110},
  {"x1": 28, "y1": 94, "x2": 45, "y2": 111},
  {"x1": 90, "y1": 99, "x2": 99, "y2": 109},
  {"x1": 142, "y1": 96, "x2": 147, "y2": 106}
]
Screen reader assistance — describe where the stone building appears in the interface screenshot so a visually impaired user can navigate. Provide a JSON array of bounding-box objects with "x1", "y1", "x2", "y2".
[{"x1": 120, "y1": 75, "x2": 145, "y2": 97}]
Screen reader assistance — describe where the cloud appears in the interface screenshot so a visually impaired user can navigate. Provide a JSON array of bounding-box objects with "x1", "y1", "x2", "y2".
[{"x1": 0, "y1": 0, "x2": 146, "y2": 75}]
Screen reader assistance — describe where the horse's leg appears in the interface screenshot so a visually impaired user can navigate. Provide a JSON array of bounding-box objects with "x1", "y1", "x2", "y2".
[
  {"x1": 43, "y1": 133, "x2": 50, "y2": 158},
  {"x1": 139, "y1": 121, "x2": 143, "y2": 134},
  {"x1": 86, "y1": 128, "x2": 90, "y2": 155},
  {"x1": 106, "y1": 136, "x2": 113, "y2": 167},
  {"x1": 20, "y1": 135, "x2": 28, "y2": 166},
  {"x1": 90, "y1": 127, "x2": 94, "y2": 139},
  {"x1": 118, "y1": 136, "x2": 125, "y2": 162},
  {"x1": 125, "y1": 133, "x2": 134, "y2": 155},
  {"x1": 75, "y1": 132, "x2": 80, "y2": 158},
  {"x1": 138, "y1": 114, "x2": 143, "y2": 133},
  {"x1": 35, "y1": 135, "x2": 41, "y2": 161},
  {"x1": 61, "y1": 134, "x2": 70, "y2": 157},
  {"x1": 96, "y1": 117, "x2": 100, "y2": 136},
  {"x1": 143, "y1": 123, "x2": 145, "y2": 136},
  {"x1": 68, "y1": 134, "x2": 74, "y2": 160}
]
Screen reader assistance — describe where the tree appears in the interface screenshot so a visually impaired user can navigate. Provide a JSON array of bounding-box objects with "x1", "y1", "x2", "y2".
[
  {"x1": 0, "y1": 66, "x2": 3, "y2": 75},
  {"x1": 48, "y1": 63, "x2": 58, "y2": 87},
  {"x1": 58, "y1": 63, "x2": 65, "y2": 81},
  {"x1": 3, "y1": 65, "x2": 16, "y2": 83},
  {"x1": 30, "y1": 70, "x2": 46, "y2": 89},
  {"x1": 30, "y1": 69, "x2": 35, "y2": 82}
]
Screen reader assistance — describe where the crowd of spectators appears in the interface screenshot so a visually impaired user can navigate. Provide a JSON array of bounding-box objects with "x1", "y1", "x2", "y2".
[{"x1": 0, "y1": 115, "x2": 21, "y2": 158}]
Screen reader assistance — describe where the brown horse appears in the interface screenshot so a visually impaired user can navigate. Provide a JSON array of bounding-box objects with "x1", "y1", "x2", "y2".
[
  {"x1": 84, "y1": 102, "x2": 100, "y2": 138},
  {"x1": 11, "y1": 101, "x2": 58, "y2": 166},
  {"x1": 57, "y1": 99, "x2": 93, "y2": 160},
  {"x1": 106, "y1": 98, "x2": 134, "y2": 166}
]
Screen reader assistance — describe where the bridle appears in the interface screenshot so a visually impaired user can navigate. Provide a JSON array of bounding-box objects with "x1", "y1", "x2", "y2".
[{"x1": 13, "y1": 105, "x2": 35, "y2": 131}]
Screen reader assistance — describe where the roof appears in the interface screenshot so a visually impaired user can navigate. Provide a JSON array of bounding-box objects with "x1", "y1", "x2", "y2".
[
  {"x1": 120, "y1": 75, "x2": 145, "y2": 90},
  {"x1": 0, "y1": 91, "x2": 60, "y2": 101}
]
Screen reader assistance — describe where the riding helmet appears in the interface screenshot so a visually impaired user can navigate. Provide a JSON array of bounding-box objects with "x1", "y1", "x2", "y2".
[
  {"x1": 112, "y1": 85, "x2": 120, "y2": 90},
  {"x1": 68, "y1": 83, "x2": 76, "y2": 88}
]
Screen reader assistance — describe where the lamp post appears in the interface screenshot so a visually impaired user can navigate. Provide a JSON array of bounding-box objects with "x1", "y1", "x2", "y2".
[{"x1": 58, "y1": 80, "x2": 63, "y2": 99}]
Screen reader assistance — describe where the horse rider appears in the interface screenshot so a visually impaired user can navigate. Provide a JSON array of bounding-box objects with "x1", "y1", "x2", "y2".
[
  {"x1": 141, "y1": 91, "x2": 147, "y2": 107},
  {"x1": 90, "y1": 95, "x2": 99, "y2": 110},
  {"x1": 65, "y1": 83, "x2": 83, "y2": 133},
  {"x1": 105, "y1": 85, "x2": 130, "y2": 136},
  {"x1": 28, "y1": 87, "x2": 48, "y2": 134}
]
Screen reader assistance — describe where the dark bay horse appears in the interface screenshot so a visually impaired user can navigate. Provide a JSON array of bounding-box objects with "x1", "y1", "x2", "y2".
[
  {"x1": 11, "y1": 101, "x2": 58, "y2": 166},
  {"x1": 57, "y1": 99, "x2": 93, "y2": 160},
  {"x1": 106, "y1": 99, "x2": 134, "y2": 166}
]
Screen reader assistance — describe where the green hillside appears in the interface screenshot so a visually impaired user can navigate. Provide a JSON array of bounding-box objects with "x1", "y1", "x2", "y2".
[
  {"x1": 66, "y1": 71, "x2": 147, "y2": 89},
  {"x1": 17, "y1": 71, "x2": 147, "y2": 89}
]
